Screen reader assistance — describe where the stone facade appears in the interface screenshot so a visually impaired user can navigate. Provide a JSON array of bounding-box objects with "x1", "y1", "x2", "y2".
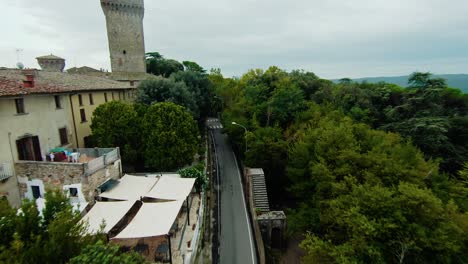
[
  {"x1": 0, "y1": 176, "x2": 21, "y2": 207},
  {"x1": 111, "y1": 236, "x2": 168, "y2": 262},
  {"x1": 257, "y1": 211, "x2": 287, "y2": 249},
  {"x1": 101, "y1": 0, "x2": 146, "y2": 74},
  {"x1": 15, "y1": 159, "x2": 121, "y2": 202}
]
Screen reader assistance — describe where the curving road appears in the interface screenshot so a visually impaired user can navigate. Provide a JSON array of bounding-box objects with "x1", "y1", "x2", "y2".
[{"x1": 209, "y1": 118, "x2": 256, "y2": 264}]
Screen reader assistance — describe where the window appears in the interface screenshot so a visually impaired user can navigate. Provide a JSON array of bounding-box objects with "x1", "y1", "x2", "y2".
[
  {"x1": 31, "y1": 186, "x2": 41, "y2": 199},
  {"x1": 59, "y1": 127, "x2": 68, "y2": 145},
  {"x1": 15, "y1": 98, "x2": 25, "y2": 114},
  {"x1": 69, "y1": 187, "x2": 78, "y2": 197},
  {"x1": 104, "y1": 92, "x2": 108, "y2": 102},
  {"x1": 16, "y1": 136, "x2": 42, "y2": 161},
  {"x1": 78, "y1": 94, "x2": 83, "y2": 106},
  {"x1": 89, "y1": 93, "x2": 94, "y2": 105},
  {"x1": 80, "y1": 109, "x2": 87, "y2": 122},
  {"x1": 54, "y1": 95, "x2": 62, "y2": 108}
]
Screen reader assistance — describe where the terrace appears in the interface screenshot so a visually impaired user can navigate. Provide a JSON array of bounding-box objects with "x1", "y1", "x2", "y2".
[
  {"x1": 15, "y1": 148, "x2": 120, "y2": 176},
  {"x1": 14, "y1": 148, "x2": 122, "y2": 203}
]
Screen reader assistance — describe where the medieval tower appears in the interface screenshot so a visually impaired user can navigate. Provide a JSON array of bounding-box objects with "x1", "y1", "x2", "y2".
[{"x1": 100, "y1": 0, "x2": 146, "y2": 74}]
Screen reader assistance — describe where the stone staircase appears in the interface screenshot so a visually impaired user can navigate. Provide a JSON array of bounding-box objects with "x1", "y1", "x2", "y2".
[{"x1": 251, "y1": 172, "x2": 270, "y2": 212}]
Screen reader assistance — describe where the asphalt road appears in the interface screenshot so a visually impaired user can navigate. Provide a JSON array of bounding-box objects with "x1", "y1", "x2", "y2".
[{"x1": 211, "y1": 122, "x2": 256, "y2": 264}]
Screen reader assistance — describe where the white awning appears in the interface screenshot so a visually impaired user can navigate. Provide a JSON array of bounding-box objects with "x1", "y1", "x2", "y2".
[
  {"x1": 112, "y1": 200, "x2": 184, "y2": 239},
  {"x1": 81, "y1": 201, "x2": 136, "y2": 234},
  {"x1": 99, "y1": 175, "x2": 158, "y2": 201},
  {"x1": 145, "y1": 176, "x2": 195, "y2": 200}
]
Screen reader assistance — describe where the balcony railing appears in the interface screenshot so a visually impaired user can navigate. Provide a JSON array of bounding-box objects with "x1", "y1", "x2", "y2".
[
  {"x1": 0, "y1": 162, "x2": 14, "y2": 181},
  {"x1": 15, "y1": 148, "x2": 121, "y2": 177}
]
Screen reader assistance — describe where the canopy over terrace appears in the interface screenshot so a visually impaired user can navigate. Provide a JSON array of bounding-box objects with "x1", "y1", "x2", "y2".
[
  {"x1": 112, "y1": 200, "x2": 184, "y2": 239},
  {"x1": 144, "y1": 176, "x2": 196, "y2": 201},
  {"x1": 99, "y1": 175, "x2": 158, "y2": 201},
  {"x1": 81, "y1": 201, "x2": 136, "y2": 234}
]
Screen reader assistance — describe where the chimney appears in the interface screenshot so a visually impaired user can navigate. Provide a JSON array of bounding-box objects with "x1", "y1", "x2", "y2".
[{"x1": 22, "y1": 69, "x2": 36, "y2": 88}]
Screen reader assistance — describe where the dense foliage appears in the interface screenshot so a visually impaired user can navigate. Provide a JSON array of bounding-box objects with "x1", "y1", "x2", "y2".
[
  {"x1": 91, "y1": 101, "x2": 199, "y2": 171},
  {"x1": 69, "y1": 240, "x2": 146, "y2": 264},
  {"x1": 178, "y1": 164, "x2": 208, "y2": 192},
  {"x1": 142, "y1": 102, "x2": 199, "y2": 170},
  {"x1": 0, "y1": 191, "x2": 121, "y2": 264},
  {"x1": 215, "y1": 66, "x2": 468, "y2": 263}
]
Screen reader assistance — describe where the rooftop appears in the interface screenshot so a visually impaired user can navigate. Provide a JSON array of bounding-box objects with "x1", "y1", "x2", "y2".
[
  {"x1": 36, "y1": 54, "x2": 65, "y2": 60},
  {"x1": 0, "y1": 68, "x2": 132, "y2": 97}
]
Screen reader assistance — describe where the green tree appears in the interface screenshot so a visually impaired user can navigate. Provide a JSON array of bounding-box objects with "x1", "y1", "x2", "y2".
[
  {"x1": 182, "y1": 61, "x2": 206, "y2": 73},
  {"x1": 69, "y1": 240, "x2": 147, "y2": 264},
  {"x1": 178, "y1": 166, "x2": 207, "y2": 192},
  {"x1": 0, "y1": 192, "x2": 102, "y2": 264},
  {"x1": 408, "y1": 72, "x2": 447, "y2": 89},
  {"x1": 90, "y1": 101, "x2": 140, "y2": 164},
  {"x1": 142, "y1": 102, "x2": 199, "y2": 170},
  {"x1": 137, "y1": 77, "x2": 199, "y2": 117},
  {"x1": 146, "y1": 52, "x2": 184, "y2": 77},
  {"x1": 171, "y1": 70, "x2": 219, "y2": 118}
]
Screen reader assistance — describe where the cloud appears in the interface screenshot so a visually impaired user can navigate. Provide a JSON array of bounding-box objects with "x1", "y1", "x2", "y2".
[{"x1": 1, "y1": 0, "x2": 467, "y2": 78}]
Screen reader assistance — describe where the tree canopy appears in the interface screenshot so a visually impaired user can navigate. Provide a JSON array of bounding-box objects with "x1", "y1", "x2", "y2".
[
  {"x1": 213, "y1": 66, "x2": 468, "y2": 263},
  {"x1": 142, "y1": 102, "x2": 199, "y2": 170}
]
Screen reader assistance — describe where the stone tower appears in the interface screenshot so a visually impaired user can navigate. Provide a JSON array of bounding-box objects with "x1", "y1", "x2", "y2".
[
  {"x1": 36, "y1": 54, "x2": 65, "y2": 72},
  {"x1": 100, "y1": 0, "x2": 146, "y2": 74}
]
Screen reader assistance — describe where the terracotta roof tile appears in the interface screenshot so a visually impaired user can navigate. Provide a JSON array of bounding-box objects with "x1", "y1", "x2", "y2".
[{"x1": 0, "y1": 69, "x2": 132, "y2": 97}]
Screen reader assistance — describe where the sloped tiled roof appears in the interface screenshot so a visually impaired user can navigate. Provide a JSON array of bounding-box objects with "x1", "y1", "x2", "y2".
[
  {"x1": 0, "y1": 69, "x2": 132, "y2": 97},
  {"x1": 36, "y1": 54, "x2": 64, "y2": 60}
]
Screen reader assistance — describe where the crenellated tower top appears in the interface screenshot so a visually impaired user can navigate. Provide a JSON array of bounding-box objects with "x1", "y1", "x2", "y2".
[{"x1": 100, "y1": 0, "x2": 144, "y2": 17}]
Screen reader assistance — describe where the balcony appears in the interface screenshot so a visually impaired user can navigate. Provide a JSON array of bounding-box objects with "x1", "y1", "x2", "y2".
[
  {"x1": 15, "y1": 148, "x2": 120, "y2": 176},
  {"x1": 15, "y1": 148, "x2": 122, "y2": 203}
]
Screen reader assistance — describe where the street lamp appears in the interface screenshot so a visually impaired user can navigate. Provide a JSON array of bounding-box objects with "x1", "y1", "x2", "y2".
[{"x1": 231, "y1": 121, "x2": 248, "y2": 153}]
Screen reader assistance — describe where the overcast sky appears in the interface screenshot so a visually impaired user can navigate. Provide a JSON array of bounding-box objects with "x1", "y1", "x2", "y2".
[{"x1": 1, "y1": 0, "x2": 468, "y2": 79}]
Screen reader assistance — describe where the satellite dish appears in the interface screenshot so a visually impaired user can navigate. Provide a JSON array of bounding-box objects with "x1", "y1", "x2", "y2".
[{"x1": 16, "y1": 62, "x2": 24, "y2": 69}]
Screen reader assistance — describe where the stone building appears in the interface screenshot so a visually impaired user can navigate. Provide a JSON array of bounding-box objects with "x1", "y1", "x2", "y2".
[
  {"x1": 0, "y1": 59, "x2": 134, "y2": 206},
  {"x1": 100, "y1": 0, "x2": 146, "y2": 74}
]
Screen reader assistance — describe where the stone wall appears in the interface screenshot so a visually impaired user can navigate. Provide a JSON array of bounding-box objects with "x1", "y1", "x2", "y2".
[
  {"x1": 0, "y1": 176, "x2": 21, "y2": 207},
  {"x1": 16, "y1": 161, "x2": 85, "y2": 199},
  {"x1": 15, "y1": 159, "x2": 122, "y2": 202},
  {"x1": 84, "y1": 160, "x2": 121, "y2": 201},
  {"x1": 101, "y1": 0, "x2": 146, "y2": 74},
  {"x1": 111, "y1": 235, "x2": 168, "y2": 262}
]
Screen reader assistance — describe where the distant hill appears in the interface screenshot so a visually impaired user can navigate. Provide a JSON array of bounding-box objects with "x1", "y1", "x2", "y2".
[{"x1": 332, "y1": 74, "x2": 468, "y2": 93}]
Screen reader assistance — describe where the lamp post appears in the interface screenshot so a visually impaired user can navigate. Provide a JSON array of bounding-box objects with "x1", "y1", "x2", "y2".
[{"x1": 231, "y1": 121, "x2": 248, "y2": 153}]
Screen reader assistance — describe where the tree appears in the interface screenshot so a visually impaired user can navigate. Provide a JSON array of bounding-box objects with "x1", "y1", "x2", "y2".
[
  {"x1": 178, "y1": 165, "x2": 207, "y2": 192},
  {"x1": 90, "y1": 101, "x2": 140, "y2": 164},
  {"x1": 69, "y1": 240, "x2": 146, "y2": 264},
  {"x1": 171, "y1": 70, "x2": 218, "y2": 118},
  {"x1": 408, "y1": 72, "x2": 447, "y2": 89},
  {"x1": 182, "y1": 61, "x2": 206, "y2": 73},
  {"x1": 137, "y1": 77, "x2": 199, "y2": 117},
  {"x1": 142, "y1": 102, "x2": 199, "y2": 170},
  {"x1": 146, "y1": 52, "x2": 183, "y2": 77},
  {"x1": 0, "y1": 191, "x2": 101, "y2": 264}
]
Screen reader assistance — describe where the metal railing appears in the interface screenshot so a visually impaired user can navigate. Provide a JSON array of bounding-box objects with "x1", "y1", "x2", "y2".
[
  {"x1": 83, "y1": 148, "x2": 120, "y2": 175},
  {"x1": 0, "y1": 162, "x2": 14, "y2": 181}
]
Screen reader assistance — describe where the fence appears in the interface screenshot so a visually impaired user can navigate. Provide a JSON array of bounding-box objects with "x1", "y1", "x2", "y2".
[
  {"x1": 0, "y1": 162, "x2": 14, "y2": 181},
  {"x1": 79, "y1": 148, "x2": 120, "y2": 176},
  {"x1": 105, "y1": 148, "x2": 119, "y2": 164},
  {"x1": 85, "y1": 156, "x2": 105, "y2": 175},
  {"x1": 67, "y1": 148, "x2": 116, "y2": 158},
  {"x1": 185, "y1": 192, "x2": 205, "y2": 264}
]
